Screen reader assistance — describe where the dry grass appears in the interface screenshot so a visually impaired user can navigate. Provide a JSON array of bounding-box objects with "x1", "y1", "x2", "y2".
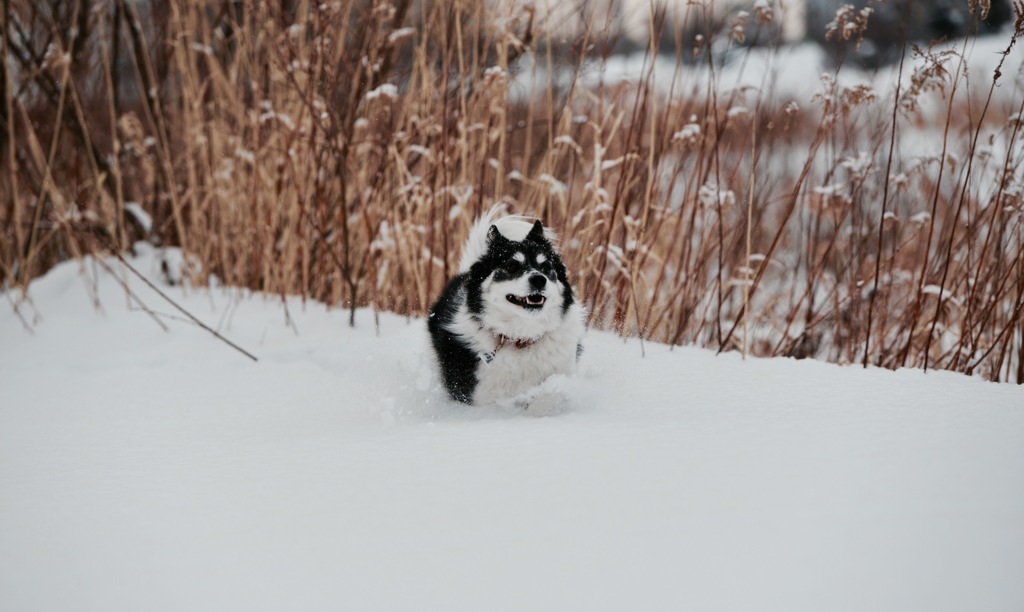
[{"x1": 3, "y1": 0, "x2": 1024, "y2": 382}]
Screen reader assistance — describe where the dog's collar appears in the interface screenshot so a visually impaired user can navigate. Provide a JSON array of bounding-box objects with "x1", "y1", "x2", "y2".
[
  {"x1": 498, "y1": 334, "x2": 536, "y2": 349},
  {"x1": 479, "y1": 333, "x2": 538, "y2": 364}
]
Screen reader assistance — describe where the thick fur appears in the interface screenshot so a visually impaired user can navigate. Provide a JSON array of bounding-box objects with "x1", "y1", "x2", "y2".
[{"x1": 428, "y1": 210, "x2": 584, "y2": 406}]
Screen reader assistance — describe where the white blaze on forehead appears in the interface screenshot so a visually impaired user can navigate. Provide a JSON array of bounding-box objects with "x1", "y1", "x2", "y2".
[
  {"x1": 513, "y1": 252, "x2": 526, "y2": 262},
  {"x1": 458, "y1": 206, "x2": 560, "y2": 273},
  {"x1": 536, "y1": 254, "x2": 547, "y2": 264}
]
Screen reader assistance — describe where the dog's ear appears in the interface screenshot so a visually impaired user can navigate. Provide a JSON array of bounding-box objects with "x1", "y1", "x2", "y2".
[
  {"x1": 525, "y1": 220, "x2": 545, "y2": 243},
  {"x1": 487, "y1": 225, "x2": 502, "y2": 244}
]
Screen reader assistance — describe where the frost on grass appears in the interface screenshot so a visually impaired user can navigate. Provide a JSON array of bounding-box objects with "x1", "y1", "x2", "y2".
[
  {"x1": 365, "y1": 83, "x2": 399, "y2": 102},
  {"x1": 538, "y1": 173, "x2": 569, "y2": 197},
  {"x1": 123, "y1": 203, "x2": 152, "y2": 235}
]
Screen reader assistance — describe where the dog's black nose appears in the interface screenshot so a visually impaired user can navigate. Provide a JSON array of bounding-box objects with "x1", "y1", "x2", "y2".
[{"x1": 529, "y1": 274, "x2": 547, "y2": 290}]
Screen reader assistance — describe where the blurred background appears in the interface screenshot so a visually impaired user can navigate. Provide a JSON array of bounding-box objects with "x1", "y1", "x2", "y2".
[{"x1": 2, "y1": 0, "x2": 1022, "y2": 381}]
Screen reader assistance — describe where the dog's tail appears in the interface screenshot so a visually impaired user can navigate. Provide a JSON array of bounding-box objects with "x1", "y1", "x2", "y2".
[{"x1": 458, "y1": 205, "x2": 558, "y2": 273}]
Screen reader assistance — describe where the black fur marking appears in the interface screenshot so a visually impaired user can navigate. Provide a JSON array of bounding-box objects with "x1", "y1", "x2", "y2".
[
  {"x1": 427, "y1": 273, "x2": 480, "y2": 403},
  {"x1": 552, "y1": 256, "x2": 575, "y2": 315}
]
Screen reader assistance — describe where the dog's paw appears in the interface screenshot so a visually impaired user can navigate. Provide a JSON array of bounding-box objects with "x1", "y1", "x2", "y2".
[{"x1": 525, "y1": 391, "x2": 566, "y2": 417}]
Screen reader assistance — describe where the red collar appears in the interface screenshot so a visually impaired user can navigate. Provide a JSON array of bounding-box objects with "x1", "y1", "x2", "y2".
[
  {"x1": 479, "y1": 333, "x2": 539, "y2": 364},
  {"x1": 497, "y1": 334, "x2": 536, "y2": 349}
]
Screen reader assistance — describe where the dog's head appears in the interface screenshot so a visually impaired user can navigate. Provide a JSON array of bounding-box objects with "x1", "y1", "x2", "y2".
[{"x1": 465, "y1": 220, "x2": 575, "y2": 340}]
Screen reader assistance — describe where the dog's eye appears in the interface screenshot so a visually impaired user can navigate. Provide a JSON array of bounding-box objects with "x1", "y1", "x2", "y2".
[{"x1": 504, "y1": 259, "x2": 522, "y2": 271}]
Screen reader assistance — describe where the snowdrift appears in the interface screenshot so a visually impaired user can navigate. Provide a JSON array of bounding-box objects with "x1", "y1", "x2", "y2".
[{"x1": 2, "y1": 246, "x2": 1022, "y2": 611}]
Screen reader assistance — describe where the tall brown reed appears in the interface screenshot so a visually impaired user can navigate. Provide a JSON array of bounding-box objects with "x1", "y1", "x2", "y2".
[{"x1": 2, "y1": 0, "x2": 1023, "y2": 383}]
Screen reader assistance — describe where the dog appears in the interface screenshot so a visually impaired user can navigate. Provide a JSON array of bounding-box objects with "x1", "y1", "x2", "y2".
[{"x1": 427, "y1": 208, "x2": 584, "y2": 408}]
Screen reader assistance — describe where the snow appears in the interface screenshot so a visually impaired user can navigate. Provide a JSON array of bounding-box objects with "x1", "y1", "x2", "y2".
[
  {"x1": 387, "y1": 27, "x2": 415, "y2": 44},
  {"x1": 122, "y1": 202, "x2": 152, "y2": 234},
  {"x1": 365, "y1": 83, "x2": 399, "y2": 102},
  {"x1": 513, "y1": 33, "x2": 1023, "y2": 116},
  {"x1": 2, "y1": 245, "x2": 1023, "y2": 611},
  {"x1": 672, "y1": 123, "x2": 702, "y2": 143}
]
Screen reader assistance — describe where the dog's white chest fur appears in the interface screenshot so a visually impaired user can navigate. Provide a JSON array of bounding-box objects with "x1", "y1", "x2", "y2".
[
  {"x1": 472, "y1": 304, "x2": 584, "y2": 405},
  {"x1": 427, "y1": 208, "x2": 584, "y2": 407}
]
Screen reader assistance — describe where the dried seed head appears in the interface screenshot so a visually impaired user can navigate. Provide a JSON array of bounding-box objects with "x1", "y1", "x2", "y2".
[
  {"x1": 968, "y1": 0, "x2": 992, "y2": 20},
  {"x1": 825, "y1": 4, "x2": 874, "y2": 50},
  {"x1": 754, "y1": 0, "x2": 774, "y2": 26},
  {"x1": 731, "y1": 11, "x2": 748, "y2": 44}
]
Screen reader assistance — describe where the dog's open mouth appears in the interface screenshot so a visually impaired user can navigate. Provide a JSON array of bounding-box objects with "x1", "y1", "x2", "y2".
[{"x1": 507, "y1": 293, "x2": 546, "y2": 310}]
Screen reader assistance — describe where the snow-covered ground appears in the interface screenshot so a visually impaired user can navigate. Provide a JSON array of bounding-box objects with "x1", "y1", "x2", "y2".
[{"x1": 2, "y1": 245, "x2": 1023, "y2": 611}]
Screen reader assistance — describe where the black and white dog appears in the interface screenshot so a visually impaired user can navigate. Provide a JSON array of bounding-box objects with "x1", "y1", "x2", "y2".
[{"x1": 428, "y1": 209, "x2": 584, "y2": 408}]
